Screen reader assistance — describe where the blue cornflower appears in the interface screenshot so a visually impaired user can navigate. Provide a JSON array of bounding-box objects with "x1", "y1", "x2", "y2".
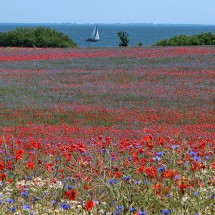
[
  {"x1": 94, "y1": 200, "x2": 99, "y2": 204},
  {"x1": 27, "y1": 176, "x2": 33, "y2": 180},
  {"x1": 0, "y1": 181, "x2": 6, "y2": 186},
  {"x1": 134, "y1": 180, "x2": 141, "y2": 185},
  {"x1": 31, "y1": 196, "x2": 41, "y2": 202},
  {"x1": 174, "y1": 175, "x2": 180, "y2": 179},
  {"x1": 211, "y1": 194, "x2": 215, "y2": 199},
  {"x1": 161, "y1": 209, "x2": 171, "y2": 215},
  {"x1": 158, "y1": 165, "x2": 166, "y2": 172},
  {"x1": 0, "y1": 200, "x2": 2, "y2": 205},
  {"x1": 66, "y1": 185, "x2": 73, "y2": 190},
  {"x1": 108, "y1": 179, "x2": 118, "y2": 184},
  {"x1": 61, "y1": 203, "x2": 70, "y2": 210},
  {"x1": 6, "y1": 198, "x2": 14, "y2": 203},
  {"x1": 194, "y1": 156, "x2": 201, "y2": 162},
  {"x1": 21, "y1": 191, "x2": 29, "y2": 197},
  {"x1": 167, "y1": 193, "x2": 172, "y2": 198},
  {"x1": 190, "y1": 151, "x2": 198, "y2": 157},
  {"x1": 154, "y1": 156, "x2": 162, "y2": 161},
  {"x1": 205, "y1": 156, "x2": 211, "y2": 160},
  {"x1": 124, "y1": 176, "x2": 131, "y2": 181},
  {"x1": 23, "y1": 205, "x2": 31, "y2": 210},
  {"x1": 114, "y1": 205, "x2": 124, "y2": 214},
  {"x1": 139, "y1": 211, "x2": 147, "y2": 215},
  {"x1": 129, "y1": 207, "x2": 137, "y2": 212},
  {"x1": 172, "y1": 145, "x2": 180, "y2": 149},
  {"x1": 10, "y1": 207, "x2": 16, "y2": 212},
  {"x1": 52, "y1": 200, "x2": 59, "y2": 205},
  {"x1": 116, "y1": 205, "x2": 124, "y2": 211},
  {"x1": 114, "y1": 211, "x2": 121, "y2": 215},
  {"x1": 56, "y1": 156, "x2": 61, "y2": 161},
  {"x1": 157, "y1": 151, "x2": 164, "y2": 157},
  {"x1": 194, "y1": 191, "x2": 199, "y2": 196}
]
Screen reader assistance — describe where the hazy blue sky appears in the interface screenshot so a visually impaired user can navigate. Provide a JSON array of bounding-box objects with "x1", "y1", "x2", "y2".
[{"x1": 1, "y1": 0, "x2": 215, "y2": 25}]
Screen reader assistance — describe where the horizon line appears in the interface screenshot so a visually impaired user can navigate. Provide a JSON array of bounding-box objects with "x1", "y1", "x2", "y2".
[{"x1": 0, "y1": 22, "x2": 215, "y2": 26}]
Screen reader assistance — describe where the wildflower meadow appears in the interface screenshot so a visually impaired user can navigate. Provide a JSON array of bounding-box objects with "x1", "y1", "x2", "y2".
[{"x1": 0, "y1": 47, "x2": 214, "y2": 214}]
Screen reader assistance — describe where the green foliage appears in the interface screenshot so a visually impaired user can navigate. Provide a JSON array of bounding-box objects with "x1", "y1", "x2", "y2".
[
  {"x1": 155, "y1": 32, "x2": 215, "y2": 46},
  {"x1": 0, "y1": 27, "x2": 77, "y2": 48},
  {"x1": 117, "y1": 31, "x2": 129, "y2": 47},
  {"x1": 137, "y1": 42, "x2": 143, "y2": 47}
]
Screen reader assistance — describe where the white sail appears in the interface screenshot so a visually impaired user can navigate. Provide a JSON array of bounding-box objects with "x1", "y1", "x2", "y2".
[
  {"x1": 94, "y1": 27, "x2": 99, "y2": 40},
  {"x1": 90, "y1": 26, "x2": 96, "y2": 39}
]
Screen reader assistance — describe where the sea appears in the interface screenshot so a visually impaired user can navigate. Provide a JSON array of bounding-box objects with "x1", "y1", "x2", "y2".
[{"x1": 1, "y1": 23, "x2": 215, "y2": 47}]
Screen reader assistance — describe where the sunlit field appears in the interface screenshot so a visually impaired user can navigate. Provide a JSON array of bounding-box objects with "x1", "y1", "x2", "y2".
[{"x1": 0, "y1": 47, "x2": 214, "y2": 214}]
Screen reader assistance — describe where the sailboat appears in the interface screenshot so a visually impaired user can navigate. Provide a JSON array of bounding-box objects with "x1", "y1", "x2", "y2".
[{"x1": 86, "y1": 25, "x2": 100, "y2": 42}]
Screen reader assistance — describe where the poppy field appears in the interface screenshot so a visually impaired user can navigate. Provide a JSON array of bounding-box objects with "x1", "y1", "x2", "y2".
[{"x1": 0, "y1": 47, "x2": 214, "y2": 214}]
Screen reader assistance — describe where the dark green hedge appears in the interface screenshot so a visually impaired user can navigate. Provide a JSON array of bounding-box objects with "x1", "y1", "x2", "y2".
[
  {"x1": 154, "y1": 32, "x2": 215, "y2": 46},
  {"x1": 0, "y1": 27, "x2": 77, "y2": 48}
]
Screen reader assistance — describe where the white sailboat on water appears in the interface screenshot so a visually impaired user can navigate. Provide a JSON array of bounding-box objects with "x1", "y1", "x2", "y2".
[{"x1": 86, "y1": 25, "x2": 100, "y2": 42}]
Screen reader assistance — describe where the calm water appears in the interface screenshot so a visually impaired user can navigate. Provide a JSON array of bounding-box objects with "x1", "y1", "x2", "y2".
[{"x1": 1, "y1": 24, "x2": 215, "y2": 47}]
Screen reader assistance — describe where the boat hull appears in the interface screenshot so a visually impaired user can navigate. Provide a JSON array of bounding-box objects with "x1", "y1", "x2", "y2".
[{"x1": 86, "y1": 38, "x2": 100, "y2": 42}]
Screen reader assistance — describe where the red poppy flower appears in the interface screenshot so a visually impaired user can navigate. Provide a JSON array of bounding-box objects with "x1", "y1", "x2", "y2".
[
  {"x1": 27, "y1": 162, "x2": 35, "y2": 169},
  {"x1": 114, "y1": 171, "x2": 122, "y2": 178},
  {"x1": 0, "y1": 173, "x2": 7, "y2": 180},
  {"x1": 15, "y1": 150, "x2": 25, "y2": 160},
  {"x1": 8, "y1": 179, "x2": 13, "y2": 184},
  {"x1": 83, "y1": 184, "x2": 90, "y2": 190},
  {"x1": 44, "y1": 163, "x2": 54, "y2": 172},
  {"x1": 65, "y1": 189, "x2": 78, "y2": 201},
  {"x1": 154, "y1": 183, "x2": 162, "y2": 191},
  {"x1": 85, "y1": 200, "x2": 96, "y2": 212},
  {"x1": 144, "y1": 166, "x2": 157, "y2": 178},
  {"x1": 0, "y1": 162, "x2": 4, "y2": 171},
  {"x1": 163, "y1": 169, "x2": 178, "y2": 178}
]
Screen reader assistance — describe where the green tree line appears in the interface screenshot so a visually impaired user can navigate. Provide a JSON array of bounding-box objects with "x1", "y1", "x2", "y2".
[
  {"x1": 155, "y1": 32, "x2": 215, "y2": 46},
  {"x1": 0, "y1": 27, "x2": 77, "y2": 48}
]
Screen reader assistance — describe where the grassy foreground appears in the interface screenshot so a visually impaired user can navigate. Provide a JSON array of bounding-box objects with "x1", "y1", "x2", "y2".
[{"x1": 0, "y1": 47, "x2": 214, "y2": 214}]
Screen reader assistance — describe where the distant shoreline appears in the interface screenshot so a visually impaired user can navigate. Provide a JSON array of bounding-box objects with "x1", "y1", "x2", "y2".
[{"x1": 0, "y1": 23, "x2": 215, "y2": 27}]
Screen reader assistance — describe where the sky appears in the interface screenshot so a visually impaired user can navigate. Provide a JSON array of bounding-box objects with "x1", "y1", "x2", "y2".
[{"x1": 0, "y1": 0, "x2": 215, "y2": 25}]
